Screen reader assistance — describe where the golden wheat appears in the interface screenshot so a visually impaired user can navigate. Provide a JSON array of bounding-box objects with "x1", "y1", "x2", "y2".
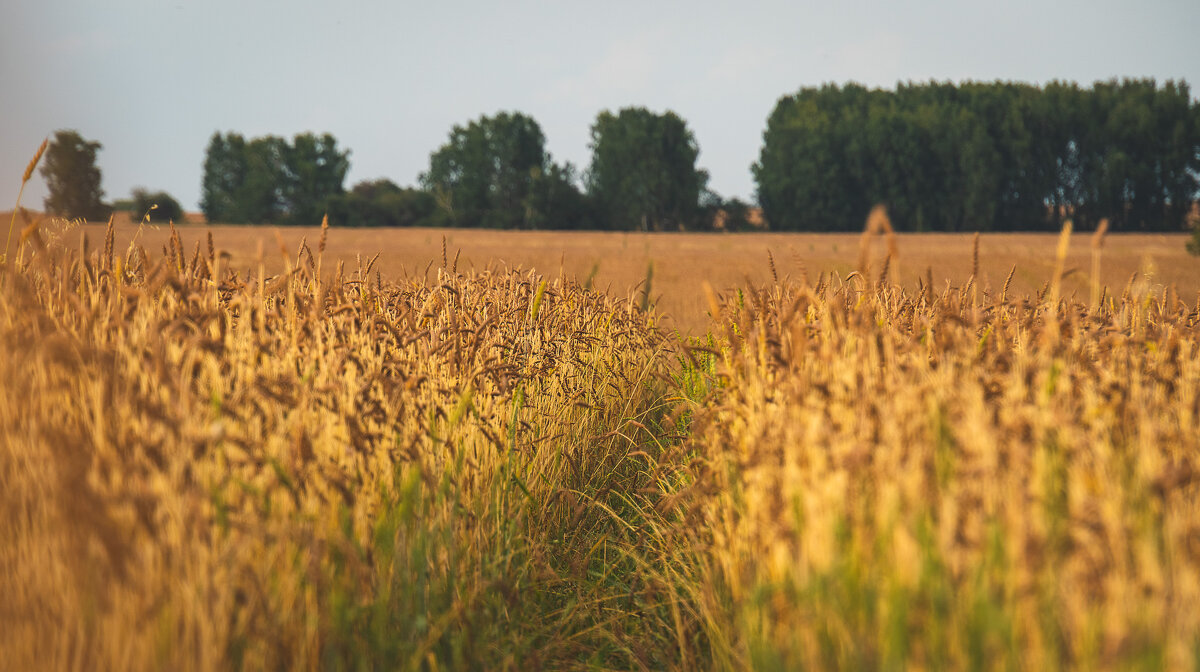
[
  {"x1": 4, "y1": 138, "x2": 47, "y2": 263},
  {"x1": 674, "y1": 218, "x2": 1200, "y2": 670},
  {"x1": 0, "y1": 218, "x2": 674, "y2": 670},
  {"x1": 5, "y1": 189, "x2": 1200, "y2": 671}
]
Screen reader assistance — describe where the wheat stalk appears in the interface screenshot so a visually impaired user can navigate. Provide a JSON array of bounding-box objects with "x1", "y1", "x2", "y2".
[
  {"x1": 1049, "y1": 218, "x2": 1073, "y2": 308},
  {"x1": 971, "y1": 232, "x2": 980, "y2": 281},
  {"x1": 1090, "y1": 218, "x2": 1108, "y2": 310},
  {"x1": 1001, "y1": 264, "x2": 1016, "y2": 304},
  {"x1": 5, "y1": 138, "x2": 48, "y2": 266}
]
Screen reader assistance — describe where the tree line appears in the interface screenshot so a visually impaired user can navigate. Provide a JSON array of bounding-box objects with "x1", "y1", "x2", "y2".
[
  {"x1": 757, "y1": 79, "x2": 1200, "y2": 232},
  {"x1": 200, "y1": 132, "x2": 350, "y2": 226},
  {"x1": 33, "y1": 79, "x2": 1200, "y2": 235},
  {"x1": 199, "y1": 108, "x2": 719, "y2": 231}
]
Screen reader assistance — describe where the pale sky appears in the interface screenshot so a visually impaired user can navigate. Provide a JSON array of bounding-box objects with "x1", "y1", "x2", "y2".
[{"x1": 3, "y1": 0, "x2": 1198, "y2": 212}]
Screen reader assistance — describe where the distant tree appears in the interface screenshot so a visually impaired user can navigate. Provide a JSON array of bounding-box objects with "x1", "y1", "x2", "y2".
[
  {"x1": 755, "y1": 79, "x2": 1200, "y2": 232},
  {"x1": 325, "y1": 179, "x2": 440, "y2": 227},
  {"x1": 129, "y1": 187, "x2": 184, "y2": 223},
  {"x1": 240, "y1": 135, "x2": 290, "y2": 223},
  {"x1": 754, "y1": 85, "x2": 860, "y2": 231},
  {"x1": 41, "y1": 130, "x2": 110, "y2": 220},
  {"x1": 283, "y1": 132, "x2": 350, "y2": 225},
  {"x1": 200, "y1": 131, "x2": 349, "y2": 224},
  {"x1": 200, "y1": 132, "x2": 248, "y2": 222},
  {"x1": 525, "y1": 162, "x2": 597, "y2": 230},
  {"x1": 421, "y1": 111, "x2": 557, "y2": 229},
  {"x1": 586, "y1": 107, "x2": 708, "y2": 230}
]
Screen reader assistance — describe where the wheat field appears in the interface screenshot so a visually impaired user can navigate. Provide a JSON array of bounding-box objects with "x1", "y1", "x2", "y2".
[
  {"x1": 2, "y1": 206, "x2": 1199, "y2": 670},
  {"x1": 32, "y1": 217, "x2": 1200, "y2": 335},
  {"x1": 683, "y1": 224, "x2": 1200, "y2": 669}
]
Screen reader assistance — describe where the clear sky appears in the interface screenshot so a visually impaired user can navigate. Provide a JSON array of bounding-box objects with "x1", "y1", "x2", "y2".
[{"x1": 3, "y1": 0, "x2": 1199, "y2": 212}]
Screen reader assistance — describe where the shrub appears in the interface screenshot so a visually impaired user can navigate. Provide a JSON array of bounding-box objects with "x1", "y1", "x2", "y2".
[
  {"x1": 324, "y1": 179, "x2": 440, "y2": 227},
  {"x1": 130, "y1": 187, "x2": 184, "y2": 223}
]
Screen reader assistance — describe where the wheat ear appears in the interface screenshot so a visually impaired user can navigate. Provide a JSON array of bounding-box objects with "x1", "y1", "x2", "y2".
[{"x1": 5, "y1": 138, "x2": 48, "y2": 265}]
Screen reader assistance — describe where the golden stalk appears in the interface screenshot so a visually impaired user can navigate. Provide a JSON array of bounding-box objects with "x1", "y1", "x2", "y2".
[
  {"x1": 855, "y1": 204, "x2": 895, "y2": 293},
  {"x1": 1049, "y1": 218, "x2": 1073, "y2": 308},
  {"x1": 5, "y1": 138, "x2": 48, "y2": 265},
  {"x1": 971, "y1": 232, "x2": 980, "y2": 280},
  {"x1": 1091, "y1": 218, "x2": 1109, "y2": 310}
]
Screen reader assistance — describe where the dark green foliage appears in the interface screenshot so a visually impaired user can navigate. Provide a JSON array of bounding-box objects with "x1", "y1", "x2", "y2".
[
  {"x1": 524, "y1": 162, "x2": 598, "y2": 230},
  {"x1": 239, "y1": 136, "x2": 290, "y2": 223},
  {"x1": 199, "y1": 132, "x2": 242, "y2": 223},
  {"x1": 325, "y1": 179, "x2": 440, "y2": 228},
  {"x1": 41, "y1": 130, "x2": 111, "y2": 221},
  {"x1": 755, "y1": 79, "x2": 1200, "y2": 232},
  {"x1": 586, "y1": 107, "x2": 709, "y2": 231},
  {"x1": 129, "y1": 187, "x2": 184, "y2": 223},
  {"x1": 200, "y1": 131, "x2": 349, "y2": 224},
  {"x1": 1188, "y1": 206, "x2": 1200, "y2": 255},
  {"x1": 722, "y1": 197, "x2": 755, "y2": 232},
  {"x1": 421, "y1": 111, "x2": 591, "y2": 229},
  {"x1": 284, "y1": 133, "x2": 352, "y2": 225}
]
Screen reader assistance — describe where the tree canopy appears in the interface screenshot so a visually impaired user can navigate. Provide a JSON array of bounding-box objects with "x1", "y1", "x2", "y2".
[
  {"x1": 285, "y1": 133, "x2": 353, "y2": 225},
  {"x1": 755, "y1": 79, "x2": 1200, "y2": 232},
  {"x1": 586, "y1": 108, "x2": 709, "y2": 231},
  {"x1": 325, "y1": 179, "x2": 439, "y2": 228},
  {"x1": 420, "y1": 111, "x2": 589, "y2": 229},
  {"x1": 200, "y1": 132, "x2": 349, "y2": 224},
  {"x1": 129, "y1": 187, "x2": 184, "y2": 223},
  {"x1": 41, "y1": 130, "x2": 110, "y2": 221},
  {"x1": 187, "y1": 80, "x2": 1198, "y2": 234}
]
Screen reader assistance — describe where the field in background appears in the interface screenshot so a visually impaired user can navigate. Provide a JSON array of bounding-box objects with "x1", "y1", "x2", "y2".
[{"x1": 68, "y1": 221, "x2": 1200, "y2": 334}]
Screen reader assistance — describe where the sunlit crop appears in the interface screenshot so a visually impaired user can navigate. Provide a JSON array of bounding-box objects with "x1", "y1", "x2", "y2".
[{"x1": 3, "y1": 168, "x2": 1197, "y2": 670}]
